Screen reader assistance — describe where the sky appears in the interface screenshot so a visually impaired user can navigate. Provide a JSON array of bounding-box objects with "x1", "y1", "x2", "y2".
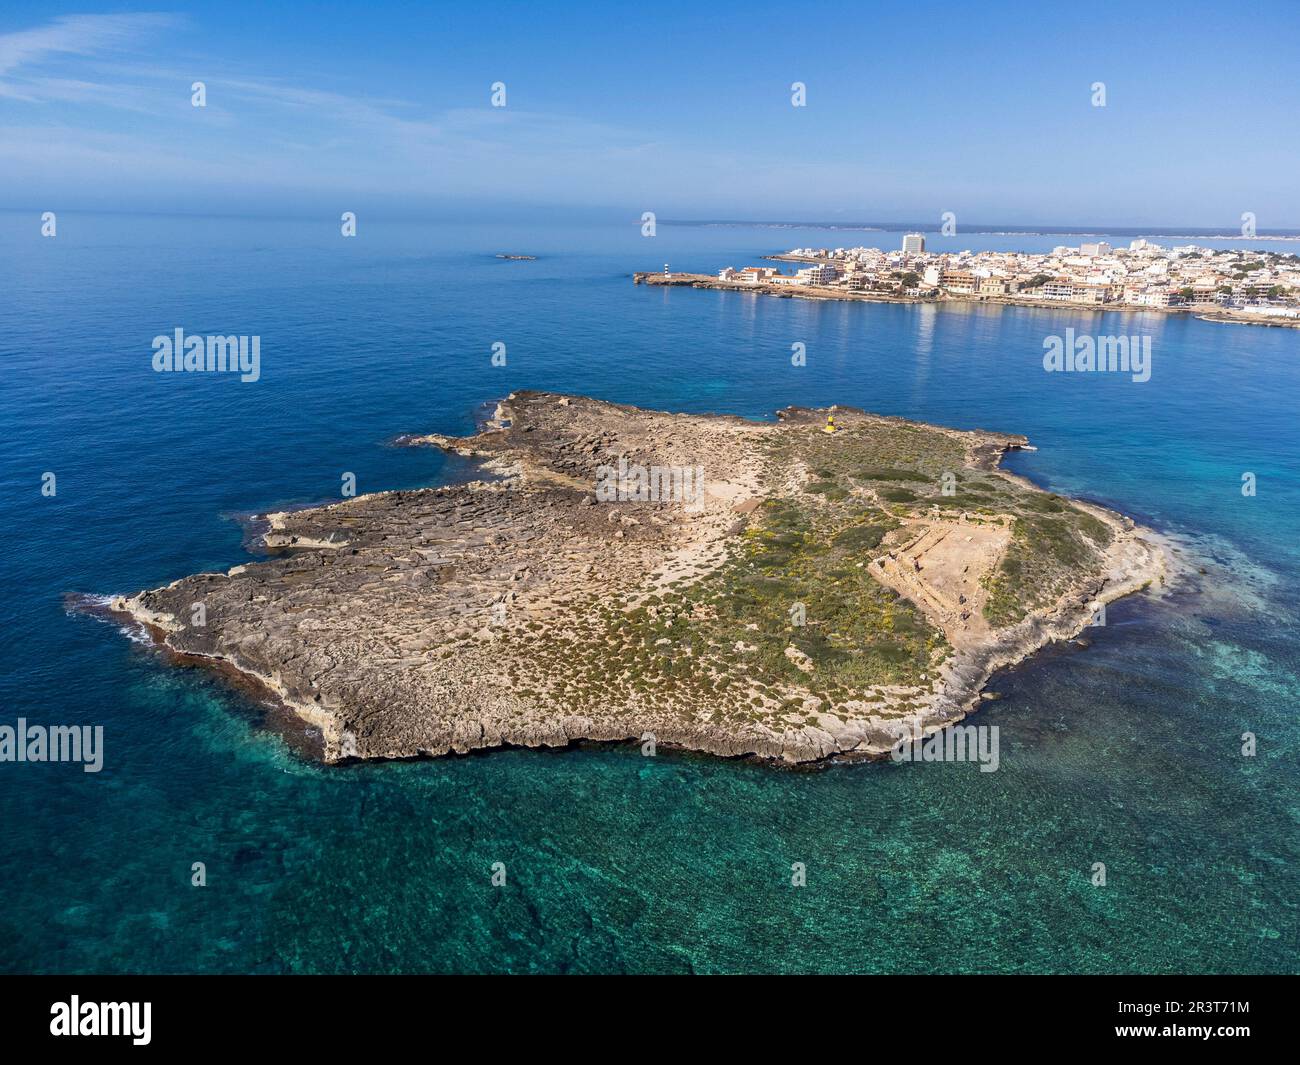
[{"x1": 1, "y1": 1, "x2": 1298, "y2": 226}]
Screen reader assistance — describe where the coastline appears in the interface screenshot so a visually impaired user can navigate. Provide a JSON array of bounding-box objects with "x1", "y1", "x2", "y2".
[
  {"x1": 826, "y1": 454, "x2": 1172, "y2": 761},
  {"x1": 103, "y1": 393, "x2": 1170, "y2": 768},
  {"x1": 633, "y1": 270, "x2": 1300, "y2": 327}
]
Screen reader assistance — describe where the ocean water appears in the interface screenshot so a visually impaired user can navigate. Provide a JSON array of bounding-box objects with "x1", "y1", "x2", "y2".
[{"x1": 0, "y1": 211, "x2": 1296, "y2": 973}]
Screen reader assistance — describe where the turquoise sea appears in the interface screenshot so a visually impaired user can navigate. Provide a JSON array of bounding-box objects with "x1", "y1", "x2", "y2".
[{"x1": 0, "y1": 211, "x2": 1296, "y2": 973}]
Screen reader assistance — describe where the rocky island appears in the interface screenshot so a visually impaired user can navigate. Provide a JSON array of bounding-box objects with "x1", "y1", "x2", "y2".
[{"x1": 110, "y1": 392, "x2": 1165, "y2": 764}]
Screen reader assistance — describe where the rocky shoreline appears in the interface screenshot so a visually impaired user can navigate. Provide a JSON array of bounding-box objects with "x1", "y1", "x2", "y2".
[{"x1": 106, "y1": 392, "x2": 1168, "y2": 766}]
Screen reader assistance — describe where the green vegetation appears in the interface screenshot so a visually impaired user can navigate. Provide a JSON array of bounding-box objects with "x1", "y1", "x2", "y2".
[
  {"x1": 879, "y1": 487, "x2": 918, "y2": 503},
  {"x1": 495, "y1": 413, "x2": 1118, "y2": 731},
  {"x1": 597, "y1": 493, "x2": 940, "y2": 713},
  {"x1": 982, "y1": 501, "x2": 1114, "y2": 625},
  {"x1": 852, "y1": 467, "x2": 932, "y2": 483}
]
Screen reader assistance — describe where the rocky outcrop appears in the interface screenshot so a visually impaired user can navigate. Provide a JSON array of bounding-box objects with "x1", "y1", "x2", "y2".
[{"x1": 109, "y1": 391, "x2": 1167, "y2": 765}]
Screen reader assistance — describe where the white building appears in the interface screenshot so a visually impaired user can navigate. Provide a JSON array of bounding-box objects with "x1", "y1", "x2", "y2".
[
  {"x1": 796, "y1": 263, "x2": 839, "y2": 286},
  {"x1": 902, "y1": 233, "x2": 926, "y2": 254},
  {"x1": 1126, "y1": 288, "x2": 1175, "y2": 307}
]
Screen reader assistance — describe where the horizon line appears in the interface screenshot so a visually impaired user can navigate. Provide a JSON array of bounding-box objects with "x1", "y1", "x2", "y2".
[{"x1": 3, "y1": 205, "x2": 1300, "y2": 239}]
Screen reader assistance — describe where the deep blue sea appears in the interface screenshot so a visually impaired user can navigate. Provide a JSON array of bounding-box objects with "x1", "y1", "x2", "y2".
[{"x1": 1, "y1": 211, "x2": 1296, "y2": 973}]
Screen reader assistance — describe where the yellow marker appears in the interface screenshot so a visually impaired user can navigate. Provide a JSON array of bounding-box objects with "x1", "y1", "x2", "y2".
[{"x1": 823, "y1": 413, "x2": 836, "y2": 434}]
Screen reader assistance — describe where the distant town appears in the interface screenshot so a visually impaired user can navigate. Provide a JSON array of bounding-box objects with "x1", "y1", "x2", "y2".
[{"x1": 637, "y1": 234, "x2": 1300, "y2": 324}]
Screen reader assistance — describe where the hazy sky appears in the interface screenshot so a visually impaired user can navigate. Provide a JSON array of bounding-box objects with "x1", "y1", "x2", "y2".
[{"x1": 3, "y1": 2, "x2": 1298, "y2": 226}]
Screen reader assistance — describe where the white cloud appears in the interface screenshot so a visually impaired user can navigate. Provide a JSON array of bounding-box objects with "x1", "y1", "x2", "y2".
[
  {"x1": 0, "y1": 11, "x2": 814, "y2": 212},
  {"x1": 0, "y1": 12, "x2": 176, "y2": 77}
]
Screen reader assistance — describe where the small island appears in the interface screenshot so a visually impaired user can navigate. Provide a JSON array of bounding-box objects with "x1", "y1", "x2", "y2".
[
  {"x1": 110, "y1": 392, "x2": 1165, "y2": 764},
  {"x1": 495, "y1": 253, "x2": 536, "y2": 260}
]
